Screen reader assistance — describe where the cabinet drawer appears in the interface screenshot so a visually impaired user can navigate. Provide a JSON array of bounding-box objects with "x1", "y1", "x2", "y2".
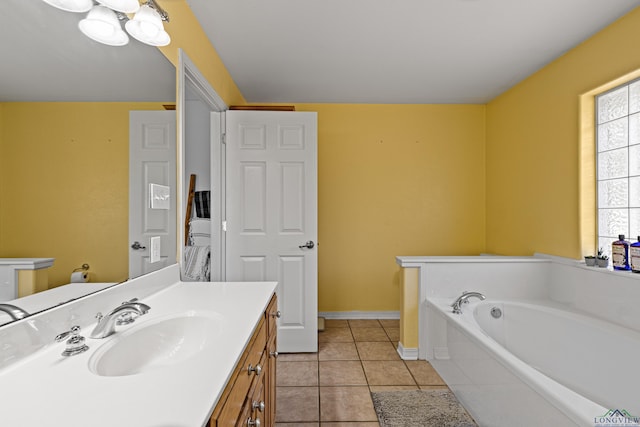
[
  {"x1": 215, "y1": 319, "x2": 267, "y2": 426},
  {"x1": 236, "y1": 355, "x2": 267, "y2": 427},
  {"x1": 265, "y1": 294, "x2": 278, "y2": 335}
]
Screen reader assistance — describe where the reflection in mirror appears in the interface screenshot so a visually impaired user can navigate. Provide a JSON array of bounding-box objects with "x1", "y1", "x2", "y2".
[
  {"x1": 0, "y1": 0, "x2": 176, "y2": 326},
  {"x1": 178, "y1": 51, "x2": 226, "y2": 282}
]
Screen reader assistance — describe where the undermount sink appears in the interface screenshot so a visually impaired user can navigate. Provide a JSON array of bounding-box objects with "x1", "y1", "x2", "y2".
[{"x1": 89, "y1": 312, "x2": 223, "y2": 377}]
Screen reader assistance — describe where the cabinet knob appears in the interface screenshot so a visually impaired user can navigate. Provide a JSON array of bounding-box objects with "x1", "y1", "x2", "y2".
[
  {"x1": 269, "y1": 351, "x2": 279, "y2": 358},
  {"x1": 270, "y1": 310, "x2": 281, "y2": 318},
  {"x1": 252, "y1": 400, "x2": 265, "y2": 412},
  {"x1": 247, "y1": 363, "x2": 262, "y2": 376},
  {"x1": 247, "y1": 417, "x2": 261, "y2": 427}
]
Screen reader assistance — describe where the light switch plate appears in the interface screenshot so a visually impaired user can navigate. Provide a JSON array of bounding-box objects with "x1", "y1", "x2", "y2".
[
  {"x1": 150, "y1": 236, "x2": 161, "y2": 264},
  {"x1": 149, "y1": 184, "x2": 170, "y2": 210}
]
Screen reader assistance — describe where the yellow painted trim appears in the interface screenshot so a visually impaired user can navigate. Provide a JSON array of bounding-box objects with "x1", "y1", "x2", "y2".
[
  {"x1": 17, "y1": 269, "x2": 49, "y2": 298},
  {"x1": 399, "y1": 267, "x2": 419, "y2": 349}
]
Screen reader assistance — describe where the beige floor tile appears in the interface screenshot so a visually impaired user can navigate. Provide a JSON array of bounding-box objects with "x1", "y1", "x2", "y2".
[
  {"x1": 356, "y1": 341, "x2": 400, "y2": 360},
  {"x1": 369, "y1": 385, "x2": 420, "y2": 392},
  {"x1": 321, "y1": 423, "x2": 380, "y2": 427},
  {"x1": 319, "y1": 342, "x2": 359, "y2": 361},
  {"x1": 324, "y1": 319, "x2": 349, "y2": 328},
  {"x1": 278, "y1": 352, "x2": 318, "y2": 362},
  {"x1": 276, "y1": 424, "x2": 319, "y2": 427},
  {"x1": 351, "y1": 327, "x2": 390, "y2": 342},
  {"x1": 276, "y1": 386, "x2": 319, "y2": 422},
  {"x1": 362, "y1": 360, "x2": 417, "y2": 385},
  {"x1": 319, "y1": 360, "x2": 368, "y2": 386},
  {"x1": 379, "y1": 319, "x2": 399, "y2": 328},
  {"x1": 277, "y1": 361, "x2": 318, "y2": 386},
  {"x1": 318, "y1": 328, "x2": 354, "y2": 343},
  {"x1": 405, "y1": 360, "x2": 447, "y2": 386},
  {"x1": 320, "y1": 386, "x2": 378, "y2": 422},
  {"x1": 348, "y1": 319, "x2": 381, "y2": 328},
  {"x1": 384, "y1": 327, "x2": 400, "y2": 342}
]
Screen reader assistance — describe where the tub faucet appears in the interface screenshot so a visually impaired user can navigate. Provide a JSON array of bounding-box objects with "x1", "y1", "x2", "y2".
[
  {"x1": 90, "y1": 300, "x2": 150, "y2": 339},
  {"x1": 0, "y1": 303, "x2": 29, "y2": 320},
  {"x1": 451, "y1": 291, "x2": 486, "y2": 314}
]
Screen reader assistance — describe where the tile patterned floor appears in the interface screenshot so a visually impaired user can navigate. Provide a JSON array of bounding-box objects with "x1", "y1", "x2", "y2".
[{"x1": 275, "y1": 319, "x2": 449, "y2": 426}]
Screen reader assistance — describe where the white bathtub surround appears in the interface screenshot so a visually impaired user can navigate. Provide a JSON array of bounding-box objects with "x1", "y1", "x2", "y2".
[
  {"x1": 396, "y1": 253, "x2": 640, "y2": 427},
  {"x1": 0, "y1": 264, "x2": 277, "y2": 427}
]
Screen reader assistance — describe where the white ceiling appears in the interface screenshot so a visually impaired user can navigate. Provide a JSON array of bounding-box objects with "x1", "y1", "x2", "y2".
[
  {"x1": 0, "y1": 0, "x2": 175, "y2": 102},
  {"x1": 4, "y1": 1, "x2": 639, "y2": 104},
  {"x1": 187, "y1": 0, "x2": 640, "y2": 104}
]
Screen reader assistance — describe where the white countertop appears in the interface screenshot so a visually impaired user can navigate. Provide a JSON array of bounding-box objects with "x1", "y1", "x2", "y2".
[{"x1": 0, "y1": 280, "x2": 277, "y2": 427}]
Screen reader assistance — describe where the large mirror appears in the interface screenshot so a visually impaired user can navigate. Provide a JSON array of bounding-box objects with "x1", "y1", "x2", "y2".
[{"x1": 0, "y1": 0, "x2": 176, "y2": 325}]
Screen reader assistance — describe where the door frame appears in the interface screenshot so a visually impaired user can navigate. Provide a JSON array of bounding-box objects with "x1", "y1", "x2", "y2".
[{"x1": 177, "y1": 50, "x2": 227, "y2": 279}]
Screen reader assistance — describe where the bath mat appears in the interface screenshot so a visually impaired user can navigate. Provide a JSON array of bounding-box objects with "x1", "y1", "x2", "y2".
[{"x1": 371, "y1": 389, "x2": 477, "y2": 427}]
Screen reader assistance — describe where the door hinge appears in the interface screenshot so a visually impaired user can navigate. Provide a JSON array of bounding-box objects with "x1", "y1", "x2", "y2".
[
  {"x1": 222, "y1": 133, "x2": 226, "y2": 145},
  {"x1": 222, "y1": 220, "x2": 227, "y2": 232}
]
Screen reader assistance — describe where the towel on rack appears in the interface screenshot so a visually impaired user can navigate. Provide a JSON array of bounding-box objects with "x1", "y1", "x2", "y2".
[
  {"x1": 194, "y1": 191, "x2": 211, "y2": 218},
  {"x1": 189, "y1": 218, "x2": 211, "y2": 245},
  {"x1": 183, "y1": 245, "x2": 211, "y2": 281}
]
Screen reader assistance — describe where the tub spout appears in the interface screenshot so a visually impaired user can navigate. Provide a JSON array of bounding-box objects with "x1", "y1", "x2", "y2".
[
  {"x1": 0, "y1": 303, "x2": 29, "y2": 320},
  {"x1": 451, "y1": 291, "x2": 485, "y2": 314}
]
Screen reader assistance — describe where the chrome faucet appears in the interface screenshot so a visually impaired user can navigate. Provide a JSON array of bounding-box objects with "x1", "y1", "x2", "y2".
[
  {"x1": 0, "y1": 303, "x2": 30, "y2": 320},
  {"x1": 90, "y1": 300, "x2": 150, "y2": 339},
  {"x1": 451, "y1": 291, "x2": 485, "y2": 314}
]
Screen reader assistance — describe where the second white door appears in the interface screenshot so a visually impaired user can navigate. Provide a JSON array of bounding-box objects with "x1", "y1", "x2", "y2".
[
  {"x1": 129, "y1": 110, "x2": 177, "y2": 279},
  {"x1": 225, "y1": 110, "x2": 318, "y2": 353}
]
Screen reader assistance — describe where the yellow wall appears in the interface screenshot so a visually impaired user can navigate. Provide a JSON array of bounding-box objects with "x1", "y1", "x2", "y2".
[
  {"x1": 486, "y1": 8, "x2": 640, "y2": 258},
  {"x1": 0, "y1": 102, "x2": 165, "y2": 287},
  {"x1": 294, "y1": 104, "x2": 486, "y2": 311}
]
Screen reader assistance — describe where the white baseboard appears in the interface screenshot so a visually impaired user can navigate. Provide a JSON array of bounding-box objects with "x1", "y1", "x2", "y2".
[
  {"x1": 318, "y1": 311, "x2": 400, "y2": 320},
  {"x1": 397, "y1": 342, "x2": 418, "y2": 360}
]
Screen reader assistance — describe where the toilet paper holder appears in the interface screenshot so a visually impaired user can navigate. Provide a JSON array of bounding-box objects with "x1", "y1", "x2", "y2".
[{"x1": 73, "y1": 263, "x2": 90, "y2": 272}]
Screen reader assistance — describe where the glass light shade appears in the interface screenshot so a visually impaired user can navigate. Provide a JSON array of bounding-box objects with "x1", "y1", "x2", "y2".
[
  {"x1": 78, "y1": 5, "x2": 129, "y2": 46},
  {"x1": 40, "y1": 0, "x2": 93, "y2": 13},
  {"x1": 96, "y1": 0, "x2": 141, "y2": 14},
  {"x1": 125, "y1": 5, "x2": 170, "y2": 46}
]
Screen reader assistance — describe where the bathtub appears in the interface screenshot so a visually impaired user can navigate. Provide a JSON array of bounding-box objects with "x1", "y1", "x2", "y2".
[{"x1": 426, "y1": 297, "x2": 640, "y2": 427}]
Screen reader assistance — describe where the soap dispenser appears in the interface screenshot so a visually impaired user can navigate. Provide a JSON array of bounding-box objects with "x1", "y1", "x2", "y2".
[
  {"x1": 612, "y1": 234, "x2": 631, "y2": 271},
  {"x1": 631, "y1": 236, "x2": 640, "y2": 273}
]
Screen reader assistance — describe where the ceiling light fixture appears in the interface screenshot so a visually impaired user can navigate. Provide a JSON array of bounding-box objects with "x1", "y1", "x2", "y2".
[
  {"x1": 78, "y1": 5, "x2": 129, "y2": 46},
  {"x1": 40, "y1": 0, "x2": 170, "y2": 47},
  {"x1": 125, "y1": 4, "x2": 170, "y2": 46},
  {"x1": 41, "y1": 0, "x2": 93, "y2": 13},
  {"x1": 96, "y1": 0, "x2": 141, "y2": 13}
]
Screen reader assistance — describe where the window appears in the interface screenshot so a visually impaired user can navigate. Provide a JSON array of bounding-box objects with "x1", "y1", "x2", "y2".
[{"x1": 596, "y1": 79, "x2": 640, "y2": 256}]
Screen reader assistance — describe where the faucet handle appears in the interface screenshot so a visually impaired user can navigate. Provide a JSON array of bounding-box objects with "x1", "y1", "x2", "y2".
[{"x1": 55, "y1": 326, "x2": 89, "y2": 357}]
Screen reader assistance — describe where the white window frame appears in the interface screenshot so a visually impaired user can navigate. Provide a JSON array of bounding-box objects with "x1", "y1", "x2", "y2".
[{"x1": 596, "y1": 78, "x2": 640, "y2": 256}]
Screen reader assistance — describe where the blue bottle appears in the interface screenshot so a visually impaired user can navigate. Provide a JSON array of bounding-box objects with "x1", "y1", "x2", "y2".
[
  {"x1": 612, "y1": 234, "x2": 631, "y2": 271},
  {"x1": 630, "y1": 236, "x2": 640, "y2": 273}
]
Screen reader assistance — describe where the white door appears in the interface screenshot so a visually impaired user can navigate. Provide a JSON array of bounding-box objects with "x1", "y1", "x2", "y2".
[
  {"x1": 129, "y1": 111, "x2": 177, "y2": 279},
  {"x1": 226, "y1": 110, "x2": 318, "y2": 353}
]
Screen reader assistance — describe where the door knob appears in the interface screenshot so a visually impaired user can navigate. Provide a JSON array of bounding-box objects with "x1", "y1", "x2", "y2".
[
  {"x1": 131, "y1": 241, "x2": 146, "y2": 250},
  {"x1": 299, "y1": 240, "x2": 315, "y2": 249}
]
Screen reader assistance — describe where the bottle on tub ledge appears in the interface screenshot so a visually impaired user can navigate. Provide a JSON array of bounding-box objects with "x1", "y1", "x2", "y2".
[
  {"x1": 612, "y1": 234, "x2": 631, "y2": 271},
  {"x1": 630, "y1": 236, "x2": 640, "y2": 273}
]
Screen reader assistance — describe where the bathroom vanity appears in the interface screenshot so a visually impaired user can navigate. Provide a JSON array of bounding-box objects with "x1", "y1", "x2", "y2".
[
  {"x1": 0, "y1": 265, "x2": 278, "y2": 427},
  {"x1": 209, "y1": 294, "x2": 278, "y2": 426}
]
